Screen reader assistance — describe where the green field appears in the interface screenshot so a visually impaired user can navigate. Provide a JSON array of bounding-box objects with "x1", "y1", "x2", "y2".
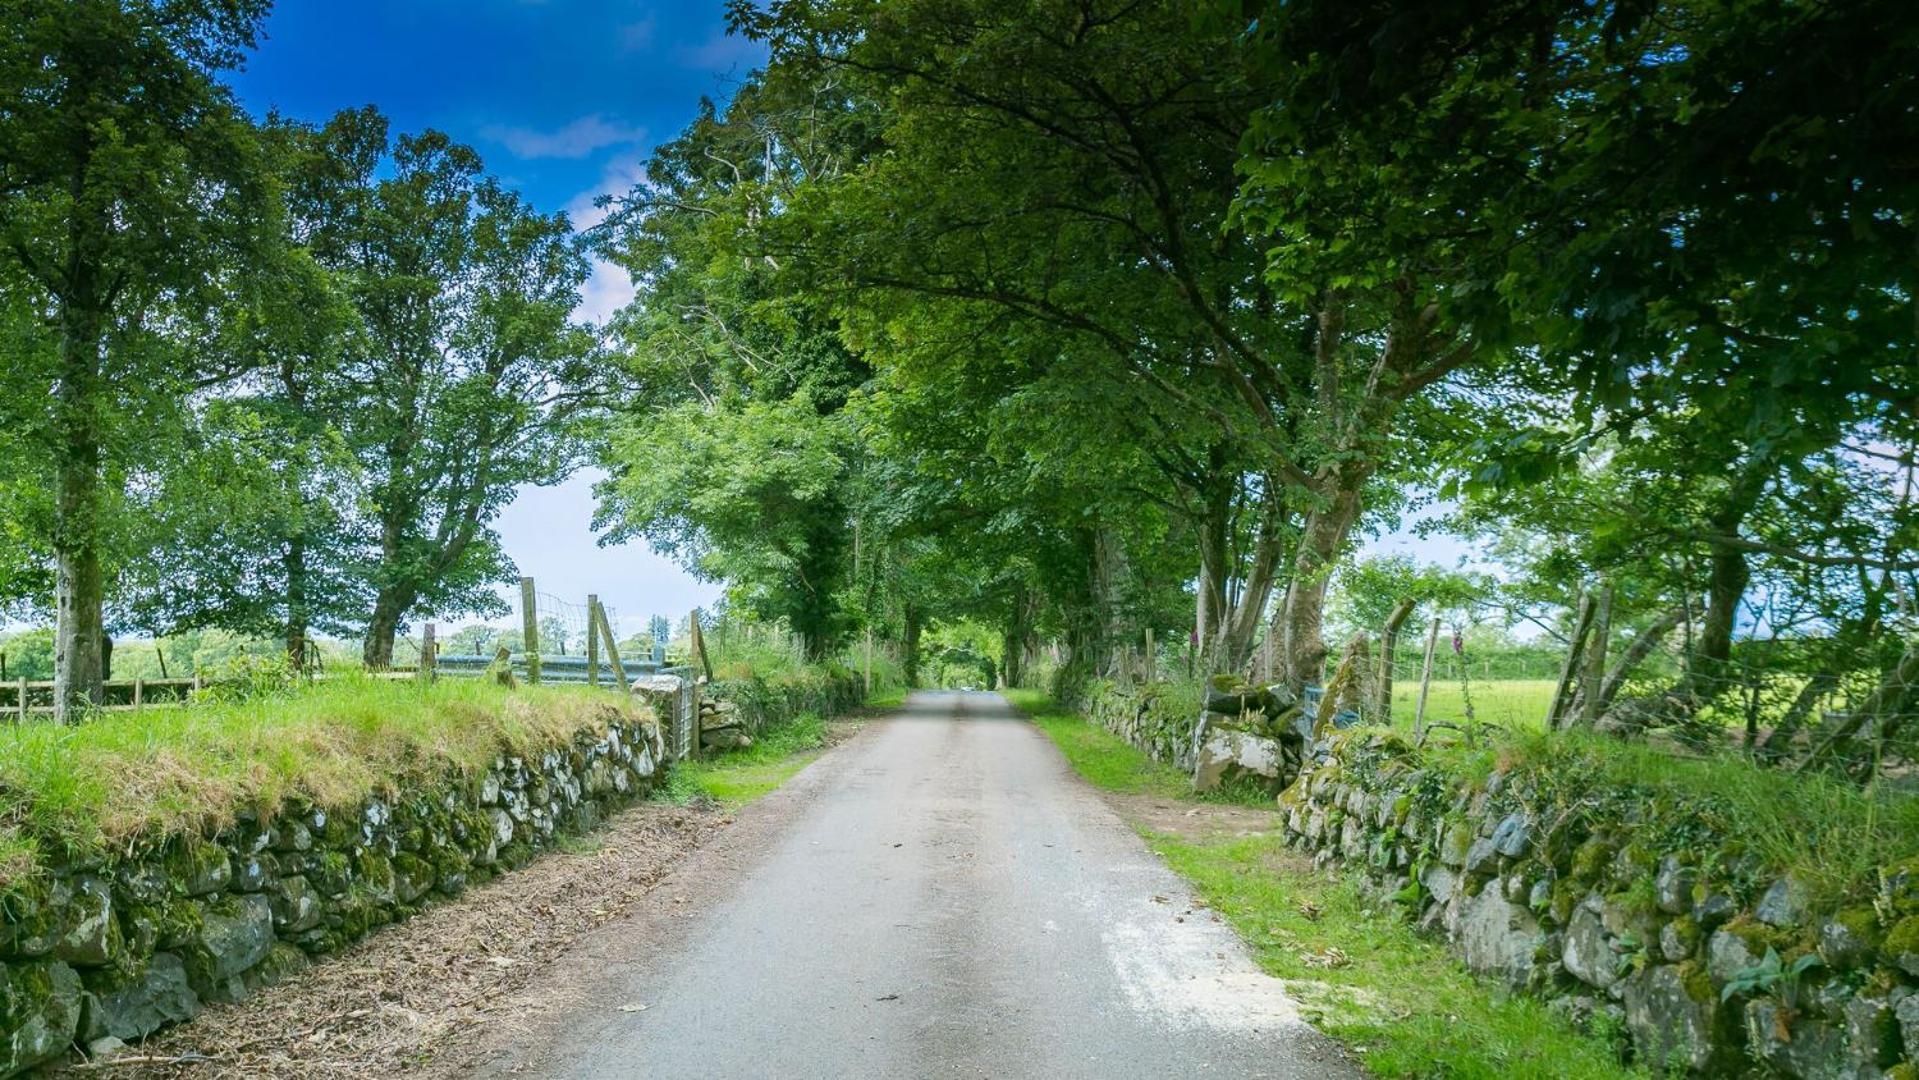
[{"x1": 1387, "y1": 677, "x2": 1558, "y2": 734}]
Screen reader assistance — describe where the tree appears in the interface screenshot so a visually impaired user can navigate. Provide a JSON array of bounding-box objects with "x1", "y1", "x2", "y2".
[
  {"x1": 0, "y1": 0, "x2": 272, "y2": 716},
  {"x1": 730, "y1": 0, "x2": 1493, "y2": 689},
  {"x1": 115, "y1": 119, "x2": 369, "y2": 666},
  {"x1": 599, "y1": 397, "x2": 854, "y2": 659},
  {"x1": 293, "y1": 110, "x2": 598, "y2": 667},
  {"x1": 591, "y1": 75, "x2": 873, "y2": 662}
]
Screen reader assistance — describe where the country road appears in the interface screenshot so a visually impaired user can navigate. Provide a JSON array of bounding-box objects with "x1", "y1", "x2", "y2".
[{"x1": 461, "y1": 691, "x2": 1360, "y2": 1079}]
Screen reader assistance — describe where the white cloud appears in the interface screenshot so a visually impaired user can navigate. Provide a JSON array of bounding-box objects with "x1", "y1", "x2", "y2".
[
  {"x1": 576, "y1": 257, "x2": 637, "y2": 327},
  {"x1": 564, "y1": 151, "x2": 648, "y2": 232},
  {"x1": 564, "y1": 152, "x2": 649, "y2": 326},
  {"x1": 482, "y1": 114, "x2": 645, "y2": 160}
]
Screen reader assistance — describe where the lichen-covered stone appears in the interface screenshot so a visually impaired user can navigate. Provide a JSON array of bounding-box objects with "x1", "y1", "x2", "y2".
[
  {"x1": 1896, "y1": 994, "x2": 1919, "y2": 1064},
  {"x1": 1490, "y1": 813, "x2": 1531, "y2": 859},
  {"x1": 229, "y1": 850, "x2": 275, "y2": 893},
  {"x1": 82, "y1": 951, "x2": 199, "y2": 1041},
  {"x1": 1694, "y1": 891, "x2": 1737, "y2": 931},
  {"x1": 1654, "y1": 857, "x2": 1696, "y2": 916},
  {"x1": 1820, "y1": 910, "x2": 1881, "y2": 969},
  {"x1": 1, "y1": 959, "x2": 83, "y2": 1076},
  {"x1": 1563, "y1": 903, "x2": 1626, "y2": 992},
  {"x1": 1660, "y1": 916, "x2": 1700, "y2": 963},
  {"x1": 1756, "y1": 876, "x2": 1810, "y2": 930},
  {"x1": 1745, "y1": 999, "x2": 1850, "y2": 1079},
  {"x1": 1438, "y1": 821, "x2": 1473, "y2": 868},
  {"x1": 268, "y1": 876, "x2": 322, "y2": 934},
  {"x1": 51, "y1": 875, "x2": 119, "y2": 968},
  {"x1": 1623, "y1": 963, "x2": 1738, "y2": 1074},
  {"x1": 1706, "y1": 927, "x2": 1765, "y2": 990},
  {"x1": 181, "y1": 894, "x2": 274, "y2": 1003},
  {"x1": 165, "y1": 837, "x2": 231, "y2": 897},
  {"x1": 1463, "y1": 837, "x2": 1500, "y2": 878},
  {"x1": 1456, "y1": 888, "x2": 1544, "y2": 989}
]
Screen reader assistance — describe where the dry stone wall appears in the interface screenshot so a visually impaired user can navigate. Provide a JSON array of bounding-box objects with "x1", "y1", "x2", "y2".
[
  {"x1": 0, "y1": 701, "x2": 667, "y2": 1077},
  {"x1": 1283, "y1": 729, "x2": 1919, "y2": 1078}
]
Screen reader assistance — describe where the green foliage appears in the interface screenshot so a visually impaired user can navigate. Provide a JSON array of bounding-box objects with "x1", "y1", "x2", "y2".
[{"x1": 599, "y1": 398, "x2": 854, "y2": 659}]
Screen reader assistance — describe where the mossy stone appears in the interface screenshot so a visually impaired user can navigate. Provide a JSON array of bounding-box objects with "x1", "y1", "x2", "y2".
[
  {"x1": 0, "y1": 959, "x2": 84, "y2": 1075},
  {"x1": 164, "y1": 836, "x2": 231, "y2": 897},
  {"x1": 305, "y1": 850, "x2": 353, "y2": 899}
]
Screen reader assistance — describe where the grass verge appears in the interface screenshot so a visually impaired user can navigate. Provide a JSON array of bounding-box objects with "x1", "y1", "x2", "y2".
[
  {"x1": 1007, "y1": 689, "x2": 1643, "y2": 1080},
  {"x1": 659, "y1": 713, "x2": 831, "y2": 807},
  {"x1": 0, "y1": 677, "x2": 630, "y2": 887}
]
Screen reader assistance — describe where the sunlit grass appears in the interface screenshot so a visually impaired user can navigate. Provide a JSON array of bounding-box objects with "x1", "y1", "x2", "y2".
[
  {"x1": 1388, "y1": 677, "x2": 1558, "y2": 733},
  {"x1": 0, "y1": 677, "x2": 634, "y2": 888},
  {"x1": 659, "y1": 713, "x2": 831, "y2": 808}
]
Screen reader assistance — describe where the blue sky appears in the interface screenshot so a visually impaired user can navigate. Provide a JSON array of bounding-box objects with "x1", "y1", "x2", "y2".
[{"x1": 233, "y1": 0, "x2": 762, "y2": 635}]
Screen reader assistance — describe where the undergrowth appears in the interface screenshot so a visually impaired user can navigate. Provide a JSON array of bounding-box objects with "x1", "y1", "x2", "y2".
[{"x1": 1436, "y1": 726, "x2": 1919, "y2": 909}]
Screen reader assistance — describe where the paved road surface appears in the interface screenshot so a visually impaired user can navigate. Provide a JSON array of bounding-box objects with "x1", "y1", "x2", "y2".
[{"x1": 525, "y1": 691, "x2": 1359, "y2": 1079}]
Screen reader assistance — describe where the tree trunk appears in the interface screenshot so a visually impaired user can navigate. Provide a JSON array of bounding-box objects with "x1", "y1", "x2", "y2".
[
  {"x1": 1216, "y1": 477, "x2": 1289, "y2": 673},
  {"x1": 363, "y1": 590, "x2": 408, "y2": 670},
  {"x1": 1000, "y1": 590, "x2": 1033, "y2": 689},
  {"x1": 1800, "y1": 647, "x2": 1919, "y2": 777},
  {"x1": 1588, "y1": 607, "x2": 1685, "y2": 719},
  {"x1": 1756, "y1": 670, "x2": 1836, "y2": 765},
  {"x1": 1275, "y1": 476, "x2": 1364, "y2": 688},
  {"x1": 1374, "y1": 597, "x2": 1419, "y2": 721},
  {"x1": 284, "y1": 534, "x2": 309, "y2": 670},
  {"x1": 52, "y1": 304, "x2": 107, "y2": 722},
  {"x1": 902, "y1": 603, "x2": 922, "y2": 687},
  {"x1": 1194, "y1": 461, "x2": 1231, "y2": 673}
]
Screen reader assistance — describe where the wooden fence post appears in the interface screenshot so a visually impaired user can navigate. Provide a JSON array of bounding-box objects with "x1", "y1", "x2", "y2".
[
  {"x1": 1578, "y1": 584, "x2": 1613, "y2": 728},
  {"x1": 586, "y1": 595, "x2": 600, "y2": 687},
  {"x1": 520, "y1": 577, "x2": 541, "y2": 685},
  {"x1": 1144, "y1": 628, "x2": 1155, "y2": 683},
  {"x1": 132, "y1": 678, "x2": 143, "y2": 709},
  {"x1": 1375, "y1": 597, "x2": 1418, "y2": 723},
  {"x1": 1413, "y1": 617, "x2": 1443, "y2": 738},
  {"x1": 418, "y1": 623, "x2": 436, "y2": 685},
  {"x1": 1546, "y1": 591, "x2": 1598, "y2": 730},
  {"x1": 688, "y1": 609, "x2": 715, "y2": 682},
  {"x1": 594, "y1": 602, "x2": 628, "y2": 690},
  {"x1": 864, "y1": 626, "x2": 874, "y2": 694},
  {"x1": 16, "y1": 677, "x2": 25, "y2": 722}
]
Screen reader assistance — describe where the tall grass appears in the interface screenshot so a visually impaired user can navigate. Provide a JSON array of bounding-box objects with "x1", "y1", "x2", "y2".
[
  {"x1": 0, "y1": 677, "x2": 631, "y2": 887},
  {"x1": 1473, "y1": 728, "x2": 1919, "y2": 906}
]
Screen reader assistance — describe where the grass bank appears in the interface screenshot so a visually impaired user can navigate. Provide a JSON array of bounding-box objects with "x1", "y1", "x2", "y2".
[
  {"x1": 0, "y1": 677, "x2": 629, "y2": 887},
  {"x1": 660, "y1": 713, "x2": 832, "y2": 807},
  {"x1": 1007, "y1": 690, "x2": 1642, "y2": 1080}
]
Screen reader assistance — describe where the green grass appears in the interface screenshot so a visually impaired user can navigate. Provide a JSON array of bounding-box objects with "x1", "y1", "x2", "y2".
[
  {"x1": 1006, "y1": 688, "x2": 1192, "y2": 799},
  {"x1": 863, "y1": 686, "x2": 909, "y2": 710},
  {"x1": 1388, "y1": 677, "x2": 1558, "y2": 734},
  {"x1": 659, "y1": 713, "x2": 831, "y2": 807},
  {"x1": 1010, "y1": 691, "x2": 1642, "y2": 1080},
  {"x1": 0, "y1": 677, "x2": 634, "y2": 888},
  {"x1": 1461, "y1": 727, "x2": 1919, "y2": 909},
  {"x1": 1149, "y1": 832, "x2": 1640, "y2": 1079}
]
